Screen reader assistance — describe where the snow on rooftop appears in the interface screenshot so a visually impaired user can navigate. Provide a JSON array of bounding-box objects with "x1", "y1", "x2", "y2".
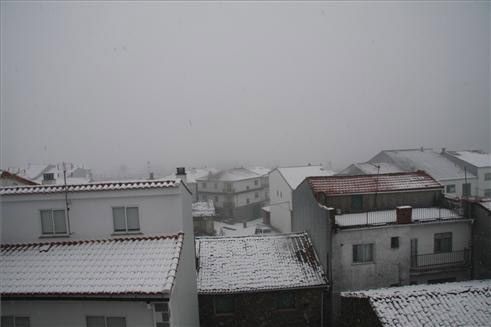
[
  {"x1": 0, "y1": 234, "x2": 184, "y2": 296},
  {"x1": 277, "y1": 165, "x2": 335, "y2": 189},
  {"x1": 381, "y1": 149, "x2": 477, "y2": 180},
  {"x1": 309, "y1": 172, "x2": 442, "y2": 196},
  {"x1": 214, "y1": 218, "x2": 265, "y2": 236},
  {"x1": 0, "y1": 179, "x2": 180, "y2": 195},
  {"x1": 480, "y1": 201, "x2": 491, "y2": 212},
  {"x1": 342, "y1": 280, "x2": 491, "y2": 327},
  {"x1": 448, "y1": 150, "x2": 491, "y2": 168},
  {"x1": 164, "y1": 168, "x2": 218, "y2": 184},
  {"x1": 354, "y1": 162, "x2": 404, "y2": 175},
  {"x1": 192, "y1": 200, "x2": 215, "y2": 217},
  {"x1": 196, "y1": 233, "x2": 327, "y2": 294},
  {"x1": 248, "y1": 166, "x2": 271, "y2": 176},
  {"x1": 197, "y1": 167, "x2": 265, "y2": 182},
  {"x1": 335, "y1": 207, "x2": 463, "y2": 227}
]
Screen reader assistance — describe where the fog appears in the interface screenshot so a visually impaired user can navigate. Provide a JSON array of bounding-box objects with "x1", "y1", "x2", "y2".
[{"x1": 1, "y1": 1, "x2": 490, "y2": 176}]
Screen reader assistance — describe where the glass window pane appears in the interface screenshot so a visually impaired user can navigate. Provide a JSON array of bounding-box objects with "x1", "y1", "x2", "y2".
[
  {"x1": 15, "y1": 317, "x2": 30, "y2": 327},
  {"x1": 1, "y1": 316, "x2": 14, "y2": 327},
  {"x1": 215, "y1": 296, "x2": 234, "y2": 314},
  {"x1": 41, "y1": 210, "x2": 53, "y2": 234},
  {"x1": 53, "y1": 210, "x2": 67, "y2": 234},
  {"x1": 126, "y1": 207, "x2": 140, "y2": 231},
  {"x1": 113, "y1": 207, "x2": 126, "y2": 232},
  {"x1": 107, "y1": 317, "x2": 126, "y2": 327},
  {"x1": 86, "y1": 316, "x2": 105, "y2": 327}
]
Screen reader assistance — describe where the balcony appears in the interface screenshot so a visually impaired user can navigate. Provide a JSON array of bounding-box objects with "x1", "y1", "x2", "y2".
[{"x1": 410, "y1": 249, "x2": 470, "y2": 273}]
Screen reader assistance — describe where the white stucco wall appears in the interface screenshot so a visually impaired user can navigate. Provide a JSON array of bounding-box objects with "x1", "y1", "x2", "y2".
[
  {"x1": 1, "y1": 187, "x2": 185, "y2": 243},
  {"x1": 440, "y1": 177, "x2": 478, "y2": 198},
  {"x1": 268, "y1": 170, "x2": 294, "y2": 232},
  {"x1": 1, "y1": 300, "x2": 156, "y2": 327},
  {"x1": 477, "y1": 167, "x2": 491, "y2": 196}
]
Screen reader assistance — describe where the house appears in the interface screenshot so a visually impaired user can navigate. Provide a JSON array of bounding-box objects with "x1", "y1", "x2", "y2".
[
  {"x1": 268, "y1": 165, "x2": 334, "y2": 232},
  {"x1": 8, "y1": 162, "x2": 93, "y2": 185},
  {"x1": 165, "y1": 167, "x2": 218, "y2": 202},
  {"x1": 443, "y1": 150, "x2": 491, "y2": 197},
  {"x1": 340, "y1": 280, "x2": 491, "y2": 327},
  {"x1": 291, "y1": 172, "x2": 473, "y2": 320},
  {"x1": 196, "y1": 167, "x2": 270, "y2": 221},
  {"x1": 467, "y1": 199, "x2": 491, "y2": 279},
  {"x1": 196, "y1": 233, "x2": 328, "y2": 327},
  {"x1": 0, "y1": 179, "x2": 199, "y2": 326},
  {"x1": 192, "y1": 200, "x2": 216, "y2": 236},
  {"x1": 0, "y1": 170, "x2": 38, "y2": 186},
  {"x1": 339, "y1": 148, "x2": 479, "y2": 198}
]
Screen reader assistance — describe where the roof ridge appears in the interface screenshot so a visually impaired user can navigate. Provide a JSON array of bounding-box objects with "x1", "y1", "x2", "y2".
[
  {"x1": 196, "y1": 231, "x2": 308, "y2": 241},
  {"x1": 1, "y1": 232, "x2": 184, "y2": 249}
]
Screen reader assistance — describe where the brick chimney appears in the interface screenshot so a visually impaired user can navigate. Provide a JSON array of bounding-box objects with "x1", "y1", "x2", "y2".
[{"x1": 396, "y1": 206, "x2": 412, "y2": 224}]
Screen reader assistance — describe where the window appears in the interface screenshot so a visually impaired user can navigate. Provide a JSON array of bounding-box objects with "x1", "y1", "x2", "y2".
[
  {"x1": 43, "y1": 172, "x2": 55, "y2": 181},
  {"x1": 254, "y1": 180, "x2": 259, "y2": 186},
  {"x1": 202, "y1": 182, "x2": 207, "y2": 189},
  {"x1": 1, "y1": 316, "x2": 30, "y2": 327},
  {"x1": 246, "y1": 198, "x2": 250, "y2": 204},
  {"x1": 434, "y1": 232, "x2": 452, "y2": 253},
  {"x1": 351, "y1": 195, "x2": 363, "y2": 210},
  {"x1": 214, "y1": 196, "x2": 219, "y2": 203},
  {"x1": 485, "y1": 189, "x2": 491, "y2": 197},
  {"x1": 246, "y1": 185, "x2": 250, "y2": 190},
  {"x1": 40, "y1": 209, "x2": 68, "y2": 235},
  {"x1": 391, "y1": 237, "x2": 399, "y2": 249},
  {"x1": 485, "y1": 173, "x2": 491, "y2": 181},
  {"x1": 462, "y1": 183, "x2": 471, "y2": 196},
  {"x1": 276, "y1": 292, "x2": 295, "y2": 310},
  {"x1": 276, "y1": 190, "x2": 279, "y2": 197},
  {"x1": 153, "y1": 302, "x2": 170, "y2": 327},
  {"x1": 86, "y1": 316, "x2": 126, "y2": 327},
  {"x1": 255, "y1": 192, "x2": 259, "y2": 199},
  {"x1": 112, "y1": 207, "x2": 140, "y2": 233},
  {"x1": 214, "y1": 296, "x2": 234, "y2": 315},
  {"x1": 446, "y1": 184, "x2": 456, "y2": 193},
  {"x1": 280, "y1": 191, "x2": 282, "y2": 198},
  {"x1": 353, "y1": 243, "x2": 374, "y2": 263}
]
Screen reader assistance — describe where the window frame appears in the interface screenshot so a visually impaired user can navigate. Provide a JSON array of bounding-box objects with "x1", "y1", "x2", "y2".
[
  {"x1": 390, "y1": 237, "x2": 399, "y2": 249},
  {"x1": 152, "y1": 302, "x2": 170, "y2": 327},
  {"x1": 352, "y1": 243, "x2": 374, "y2": 264},
  {"x1": 462, "y1": 183, "x2": 471, "y2": 196},
  {"x1": 40, "y1": 208, "x2": 69, "y2": 236},
  {"x1": 214, "y1": 295, "x2": 235, "y2": 315},
  {"x1": 434, "y1": 232, "x2": 452, "y2": 253},
  {"x1": 1, "y1": 316, "x2": 30, "y2": 327},
  {"x1": 351, "y1": 195, "x2": 363, "y2": 211},
  {"x1": 445, "y1": 184, "x2": 456, "y2": 194},
  {"x1": 484, "y1": 173, "x2": 491, "y2": 181},
  {"x1": 86, "y1": 316, "x2": 126, "y2": 327},
  {"x1": 112, "y1": 206, "x2": 140, "y2": 234}
]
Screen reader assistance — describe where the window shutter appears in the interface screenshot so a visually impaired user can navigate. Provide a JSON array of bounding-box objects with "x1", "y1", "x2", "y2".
[
  {"x1": 40, "y1": 210, "x2": 54, "y2": 234},
  {"x1": 112, "y1": 207, "x2": 126, "y2": 232},
  {"x1": 126, "y1": 207, "x2": 140, "y2": 231},
  {"x1": 53, "y1": 210, "x2": 67, "y2": 234}
]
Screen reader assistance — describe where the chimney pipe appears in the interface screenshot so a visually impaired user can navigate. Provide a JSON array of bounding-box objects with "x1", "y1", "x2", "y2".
[{"x1": 176, "y1": 167, "x2": 186, "y2": 183}]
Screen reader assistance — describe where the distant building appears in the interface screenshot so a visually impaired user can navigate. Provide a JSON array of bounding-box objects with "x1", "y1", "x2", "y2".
[
  {"x1": 340, "y1": 280, "x2": 491, "y2": 327},
  {"x1": 196, "y1": 167, "x2": 270, "y2": 220},
  {"x1": 0, "y1": 170, "x2": 38, "y2": 186},
  {"x1": 196, "y1": 233, "x2": 328, "y2": 327},
  {"x1": 268, "y1": 165, "x2": 335, "y2": 232},
  {"x1": 0, "y1": 179, "x2": 199, "y2": 326},
  {"x1": 292, "y1": 172, "x2": 473, "y2": 321},
  {"x1": 192, "y1": 200, "x2": 216, "y2": 236},
  {"x1": 443, "y1": 150, "x2": 491, "y2": 197},
  {"x1": 339, "y1": 148, "x2": 479, "y2": 198},
  {"x1": 165, "y1": 167, "x2": 218, "y2": 202},
  {"x1": 8, "y1": 162, "x2": 93, "y2": 185}
]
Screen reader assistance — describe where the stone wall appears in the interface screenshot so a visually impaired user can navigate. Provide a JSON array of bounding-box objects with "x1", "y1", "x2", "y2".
[{"x1": 198, "y1": 288, "x2": 326, "y2": 327}]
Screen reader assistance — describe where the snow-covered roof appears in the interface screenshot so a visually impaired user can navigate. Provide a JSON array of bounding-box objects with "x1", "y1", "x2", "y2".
[
  {"x1": 0, "y1": 234, "x2": 184, "y2": 297},
  {"x1": 335, "y1": 207, "x2": 464, "y2": 227},
  {"x1": 349, "y1": 162, "x2": 403, "y2": 175},
  {"x1": 11, "y1": 163, "x2": 93, "y2": 185},
  {"x1": 198, "y1": 168, "x2": 263, "y2": 182},
  {"x1": 214, "y1": 218, "x2": 265, "y2": 237},
  {"x1": 164, "y1": 168, "x2": 218, "y2": 184},
  {"x1": 0, "y1": 170, "x2": 39, "y2": 185},
  {"x1": 377, "y1": 149, "x2": 477, "y2": 180},
  {"x1": 248, "y1": 166, "x2": 271, "y2": 176},
  {"x1": 447, "y1": 150, "x2": 491, "y2": 168},
  {"x1": 192, "y1": 200, "x2": 215, "y2": 217},
  {"x1": 308, "y1": 172, "x2": 442, "y2": 196},
  {"x1": 479, "y1": 201, "x2": 491, "y2": 212},
  {"x1": 342, "y1": 280, "x2": 491, "y2": 327},
  {"x1": 196, "y1": 233, "x2": 327, "y2": 294},
  {"x1": 0, "y1": 179, "x2": 180, "y2": 195},
  {"x1": 276, "y1": 165, "x2": 335, "y2": 189}
]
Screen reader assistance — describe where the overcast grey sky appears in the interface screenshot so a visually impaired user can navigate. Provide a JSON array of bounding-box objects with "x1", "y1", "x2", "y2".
[{"x1": 1, "y1": 1, "x2": 490, "y2": 175}]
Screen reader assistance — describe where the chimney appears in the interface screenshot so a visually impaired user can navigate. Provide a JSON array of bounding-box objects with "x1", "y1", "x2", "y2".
[
  {"x1": 176, "y1": 167, "x2": 186, "y2": 183},
  {"x1": 149, "y1": 172, "x2": 155, "y2": 180},
  {"x1": 441, "y1": 147, "x2": 446, "y2": 154},
  {"x1": 396, "y1": 206, "x2": 412, "y2": 224}
]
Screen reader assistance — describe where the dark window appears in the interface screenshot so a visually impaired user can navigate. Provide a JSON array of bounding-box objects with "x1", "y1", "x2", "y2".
[
  {"x1": 86, "y1": 316, "x2": 126, "y2": 327},
  {"x1": 214, "y1": 296, "x2": 235, "y2": 315},
  {"x1": 246, "y1": 198, "x2": 250, "y2": 204},
  {"x1": 246, "y1": 185, "x2": 250, "y2": 190},
  {"x1": 255, "y1": 192, "x2": 259, "y2": 199},
  {"x1": 214, "y1": 196, "x2": 219, "y2": 203},
  {"x1": 254, "y1": 180, "x2": 259, "y2": 186},
  {"x1": 462, "y1": 183, "x2": 471, "y2": 196},
  {"x1": 153, "y1": 302, "x2": 170, "y2": 327},
  {"x1": 391, "y1": 237, "x2": 399, "y2": 249},
  {"x1": 202, "y1": 182, "x2": 207, "y2": 189},
  {"x1": 351, "y1": 195, "x2": 363, "y2": 210},
  {"x1": 485, "y1": 173, "x2": 491, "y2": 181},
  {"x1": 276, "y1": 292, "x2": 295, "y2": 310},
  {"x1": 1, "y1": 317, "x2": 30, "y2": 327},
  {"x1": 446, "y1": 184, "x2": 456, "y2": 193},
  {"x1": 434, "y1": 232, "x2": 452, "y2": 253},
  {"x1": 353, "y1": 243, "x2": 374, "y2": 263}
]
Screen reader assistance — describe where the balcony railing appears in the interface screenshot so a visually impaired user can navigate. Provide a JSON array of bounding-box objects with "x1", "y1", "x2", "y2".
[{"x1": 410, "y1": 249, "x2": 470, "y2": 271}]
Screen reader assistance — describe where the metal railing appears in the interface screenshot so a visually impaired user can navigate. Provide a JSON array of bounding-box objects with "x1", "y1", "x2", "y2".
[{"x1": 410, "y1": 249, "x2": 469, "y2": 270}]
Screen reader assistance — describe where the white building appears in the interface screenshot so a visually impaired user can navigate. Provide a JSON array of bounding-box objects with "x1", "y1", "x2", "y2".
[
  {"x1": 0, "y1": 179, "x2": 199, "y2": 327},
  {"x1": 164, "y1": 167, "x2": 218, "y2": 202},
  {"x1": 339, "y1": 148, "x2": 479, "y2": 199},
  {"x1": 268, "y1": 165, "x2": 334, "y2": 232},
  {"x1": 196, "y1": 167, "x2": 270, "y2": 220},
  {"x1": 443, "y1": 150, "x2": 491, "y2": 197}
]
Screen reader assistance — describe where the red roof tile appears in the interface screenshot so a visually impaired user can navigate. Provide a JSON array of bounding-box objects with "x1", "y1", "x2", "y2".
[{"x1": 308, "y1": 171, "x2": 442, "y2": 196}]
